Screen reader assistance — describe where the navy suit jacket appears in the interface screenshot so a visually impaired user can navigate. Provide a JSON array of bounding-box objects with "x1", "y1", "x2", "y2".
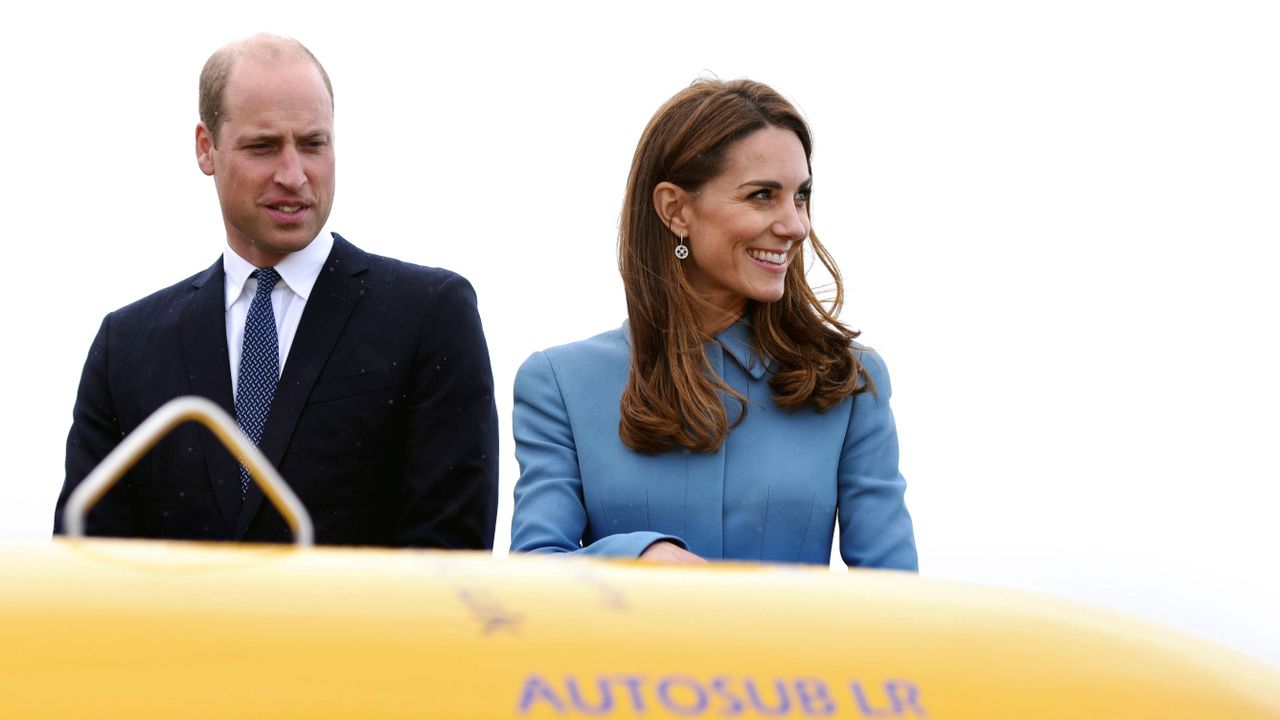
[{"x1": 54, "y1": 234, "x2": 498, "y2": 548}]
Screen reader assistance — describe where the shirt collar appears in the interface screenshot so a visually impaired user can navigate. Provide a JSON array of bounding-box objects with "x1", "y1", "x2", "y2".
[{"x1": 223, "y1": 228, "x2": 335, "y2": 310}]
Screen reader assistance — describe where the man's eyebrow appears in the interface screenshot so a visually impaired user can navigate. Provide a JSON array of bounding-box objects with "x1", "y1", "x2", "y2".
[{"x1": 238, "y1": 129, "x2": 330, "y2": 144}]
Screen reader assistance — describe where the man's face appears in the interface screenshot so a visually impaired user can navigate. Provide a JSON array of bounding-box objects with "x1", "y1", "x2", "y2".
[{"x1": 196, "y1": 57, "x2": 335, "y2": 267}]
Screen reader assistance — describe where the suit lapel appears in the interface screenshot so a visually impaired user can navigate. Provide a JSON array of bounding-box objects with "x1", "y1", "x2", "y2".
[
  {"x1": 179, "y1": 258, "x2": 241, "y2": 534},
  {"x1": 236, "y1": 235, "x2": 370, "y2": 538}
]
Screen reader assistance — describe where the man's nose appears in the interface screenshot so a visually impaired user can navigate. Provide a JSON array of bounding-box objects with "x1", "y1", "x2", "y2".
[{"x1": 273, "y1": 145, "x2": 307, "y2": 191}]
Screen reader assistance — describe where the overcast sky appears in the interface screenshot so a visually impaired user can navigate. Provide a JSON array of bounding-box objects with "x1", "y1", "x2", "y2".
[{"x1": 2, "y1": 1, "x2": 1277, "y2": 666}]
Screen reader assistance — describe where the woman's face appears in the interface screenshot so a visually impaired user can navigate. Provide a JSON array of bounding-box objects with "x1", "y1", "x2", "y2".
[{"x1": 681, "y1": 125, "x2": 812, "y2": 318}]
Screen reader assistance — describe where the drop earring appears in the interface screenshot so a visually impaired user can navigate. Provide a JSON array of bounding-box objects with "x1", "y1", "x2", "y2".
[{"x1": 674, "y1": 233, "x2": 689, "y2": 260}]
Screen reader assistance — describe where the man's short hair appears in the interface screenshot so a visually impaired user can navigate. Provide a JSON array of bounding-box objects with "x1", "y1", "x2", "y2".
[{"x1": 198, "y1": 34, "x2": 334, "y2": 146}]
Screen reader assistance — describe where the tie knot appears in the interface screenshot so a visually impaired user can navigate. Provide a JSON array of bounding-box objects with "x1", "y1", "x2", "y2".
[{"x1": 252, "y1": 268, "x2": 281, "y2": 295}]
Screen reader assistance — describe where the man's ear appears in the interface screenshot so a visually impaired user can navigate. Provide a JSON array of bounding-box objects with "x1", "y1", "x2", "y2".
[
  {"x1": 653, "y1": 181, "x2": 692, "y2": 237},
  {"x1": 195, "y1": 122, "x2": 216, "y2": 177}
]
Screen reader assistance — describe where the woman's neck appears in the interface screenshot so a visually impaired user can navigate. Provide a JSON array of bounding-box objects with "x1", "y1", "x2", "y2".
[{"x1": 698, "y1": 297, "x2": 748, "y2": 336}]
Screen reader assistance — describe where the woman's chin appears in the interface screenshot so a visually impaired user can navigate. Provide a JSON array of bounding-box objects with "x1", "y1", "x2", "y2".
[{"x1": 749, "y1": 286, "x2": 787, "y2": 304}]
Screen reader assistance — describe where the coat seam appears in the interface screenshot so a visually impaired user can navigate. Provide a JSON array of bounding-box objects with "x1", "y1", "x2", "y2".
[{"x1": 759, "y1": 485, "x2": 772, "y2": 561}]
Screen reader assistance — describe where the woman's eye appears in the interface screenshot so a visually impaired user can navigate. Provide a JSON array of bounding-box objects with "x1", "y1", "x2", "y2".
[
  {"x1": 796, "y1": 189, "x2": 811, "y2": 204},
  {"x1": 749, "y1": 189, "x2": 772, "y2": 200}
]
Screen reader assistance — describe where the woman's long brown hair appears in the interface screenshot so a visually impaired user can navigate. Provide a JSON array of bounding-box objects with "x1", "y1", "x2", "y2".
[{"x1": 618, "y1": 79, "x2": 872, "y2": 454}]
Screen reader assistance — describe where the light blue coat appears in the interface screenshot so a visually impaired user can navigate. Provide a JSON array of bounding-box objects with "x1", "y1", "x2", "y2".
[{"x1": 510, "y1": 320, "x2": 917, "y2": 569}]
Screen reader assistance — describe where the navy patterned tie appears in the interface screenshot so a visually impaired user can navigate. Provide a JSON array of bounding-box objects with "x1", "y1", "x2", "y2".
[{"x1": 235, "y1": 268, "x2": 281, "y2": 498}]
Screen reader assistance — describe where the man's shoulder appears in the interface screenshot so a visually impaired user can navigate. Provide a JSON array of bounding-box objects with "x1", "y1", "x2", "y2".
[
  {"x1": 365, "y1": 252, "x2": 466, "y2": 290},
  {"x1": 335, "y1": 234, "x2": 470, "y2": 299},
  {"x1": 107, "y1": 261, "x2": 219, "y2": 323}
]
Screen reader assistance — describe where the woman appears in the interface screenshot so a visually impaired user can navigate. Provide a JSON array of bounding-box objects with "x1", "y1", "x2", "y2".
[{"x1": 510, "y1": 79, "x2": 916, "y2": 568}]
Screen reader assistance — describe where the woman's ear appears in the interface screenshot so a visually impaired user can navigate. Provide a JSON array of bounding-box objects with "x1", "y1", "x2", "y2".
[{"x1": 653, "y1": 181, "x2": 691, "y2": 237}]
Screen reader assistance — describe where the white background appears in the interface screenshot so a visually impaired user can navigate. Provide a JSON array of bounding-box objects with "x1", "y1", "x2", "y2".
[{"x1": 2, "y1": 1, "x2": 1277, "y2": 667}]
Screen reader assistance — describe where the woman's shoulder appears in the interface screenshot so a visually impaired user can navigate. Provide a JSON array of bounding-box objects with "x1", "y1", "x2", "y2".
[
  {"x1": 544, "y1": 324, "x2": 630, "y2": 360},
  {"x1": 849, "y1": 340, "x2": 893, "y2": 396},
  {"x1": 517, "y1": 323, "x2": 631, "y2": 381},
  {"x1": 850, "y1": 339, "x2": 885, "y2": 367}
]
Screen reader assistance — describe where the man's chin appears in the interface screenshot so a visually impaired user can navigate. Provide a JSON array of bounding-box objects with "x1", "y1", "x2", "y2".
[
  {"x1": 228, "y1": 231, "x2": 319, "y2": 266},
  {"x1": 258, "y1": 231, "x2": 320, "y2": 255}
]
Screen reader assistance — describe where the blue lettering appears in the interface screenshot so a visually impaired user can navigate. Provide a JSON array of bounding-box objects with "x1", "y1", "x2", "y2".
[
  {"x1": 518, "y1": 674, "x2": 564, "y2": 715},
  {"x1": 613, "y1": 674, "x2": 647, "y2": 713},
  {"x1": 745, "y1": 678, "x2": 791, "y2": 716},
  {"x1": 710, "y1": 677, "x2": 744, "y2": 716},
  {"x1": 794, "y1": 678, "x2": 836, "y2": 716},
  {"x1": 850, "y1": 681, "x2": 889, "y2": 718},
  {"x1": 566, "y1": 676, "x2": 612, "y2": 715},
  {"x1": 885, "y1": 680, "x2": 926, "y2": 717},
  {"x1": 657, "y1": 675, "x2": 709, "y2": 716},
  {"x1": 518, "y1": 672, "x2": 921, "y2": 717}
]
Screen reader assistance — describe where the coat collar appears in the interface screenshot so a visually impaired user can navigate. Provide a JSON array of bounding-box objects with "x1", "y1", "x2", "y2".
[
  {"x1": 181, "y1": 258, "x2": 240, "y2": 533},
  {"x1": 621, "y1": 317, "x2": 771, "y2": 381},
  {"x1": 715, "y1": 318, "x2": 770, "y2": 381}
]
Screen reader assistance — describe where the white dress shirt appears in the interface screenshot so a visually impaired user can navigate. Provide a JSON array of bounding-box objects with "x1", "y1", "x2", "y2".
[{"x1": 224, "y1": 229, "x2": 334, "y2": 399}]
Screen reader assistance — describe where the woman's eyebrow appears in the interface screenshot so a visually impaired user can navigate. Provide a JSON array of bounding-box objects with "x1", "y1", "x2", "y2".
[
  {"x1": 737, "y1": 177, "x2": 813, "y2": 189},
  {"x1": 738, "y1": 180, "x2": 782, "y2": 189}
]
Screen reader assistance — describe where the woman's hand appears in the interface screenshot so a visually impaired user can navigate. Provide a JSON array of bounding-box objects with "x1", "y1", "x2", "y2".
[{"x1": 639, "y1": 541, "x2": 707, "y2": 565}]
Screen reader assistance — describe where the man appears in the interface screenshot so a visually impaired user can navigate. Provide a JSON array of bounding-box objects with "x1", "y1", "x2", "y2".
[{"x1": 53, "y1": 35, "x2": 498, "y2": 548}]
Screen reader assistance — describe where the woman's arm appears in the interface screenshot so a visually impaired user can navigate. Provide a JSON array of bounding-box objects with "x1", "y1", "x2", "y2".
[
  {"x1": 510, "y1": 351, "x2": 688, "y2": 559},
  {"x1": 836, "y1": 348, "x2": 919, "y2": 570}
]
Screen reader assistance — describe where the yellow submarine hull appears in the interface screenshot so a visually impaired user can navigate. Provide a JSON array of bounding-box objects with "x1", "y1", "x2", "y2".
[{"x1": 1, "y1": 538, "x2": 1277, "y2": 719}]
